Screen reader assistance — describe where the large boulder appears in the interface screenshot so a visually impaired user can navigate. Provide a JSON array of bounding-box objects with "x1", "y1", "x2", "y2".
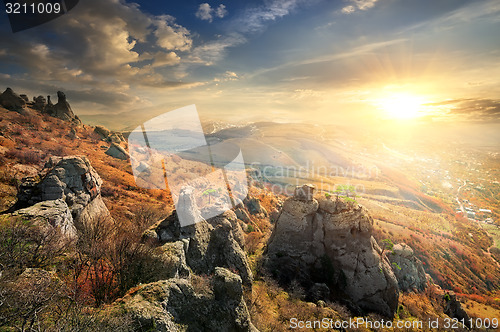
[
  {"x1": 106, "y1": 143, "x2": 129, "y2": 160},
  {"x1": 149, "y1": 209, "x2": 253, "y2": 286},
  {"x1": 388, "y1": 243, "x2": 427, "y2": 292},
  {"x1": 265, "y1": 184, "x2": 399, "y2": 317},
  {"x1": 13, "y1": 199, "x2": 77, "y2": 239},
  {"x1": 146, "y1": 189, "x2": 253, "y2": 286},
  {"x1": 49, "y1": 91, "x2": 81, "y2": 124},
  {"x1": 112, "y1": 267, "x2": 258, "y2": 331},
  {"x1": 0, "y1": 87, "x2": 26, "y2": 111},
  {"x1": 15, "y1": 156, "x2": 110, "y2": 229}
]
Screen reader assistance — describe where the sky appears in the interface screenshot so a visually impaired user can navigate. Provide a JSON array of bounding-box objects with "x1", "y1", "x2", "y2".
[{"x1": 0, "y1": 0, "x2": 499, "y2": 130}]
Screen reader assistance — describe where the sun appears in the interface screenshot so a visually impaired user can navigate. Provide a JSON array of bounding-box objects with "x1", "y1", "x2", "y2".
[{"x1": 376, "y1": 92, "x2": 426, "y2": 120}]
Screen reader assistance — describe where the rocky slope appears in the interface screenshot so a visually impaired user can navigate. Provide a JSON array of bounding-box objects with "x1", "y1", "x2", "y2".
[
  {"x1": 264, "y1": 184, "x2": 399, "y2": 316},
  {"x1": 112, "y1": 267, "x2": 257, "y2": 331},
  {"x1": 145, "y1": 187, "x2": 253, "y2": 286}
]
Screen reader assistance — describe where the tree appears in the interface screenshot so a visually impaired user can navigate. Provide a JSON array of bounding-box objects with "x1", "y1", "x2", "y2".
[{"x1": 202, "y1": 188, "x2": 217, "y2": 204}]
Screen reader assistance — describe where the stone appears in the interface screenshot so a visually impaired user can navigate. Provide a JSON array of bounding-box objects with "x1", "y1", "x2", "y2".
[
  {"x1": 33, "y1": 95, "x2": 47, "y2": 111},
  {"x1": 148, "y1": 207, "x2": 253, "y2": 286},
  {"x1": 443, "y1": 292, "x2": 471, "y2": 327},
  {"x1": 19, "y1": 94, "x2": 29, "y2": 102},
  {"x1": 245, "y1": 197, "x2": 266, "y2": 215},
  {"x1": 51, "y1": 91, "x2": 81, "y2": 124},
  {"x1": 0, "y1": 87, "x2": 26, "y2": 111},
  {"x1": 235, "y1": 207, "x2": 251, "y2": 223},
  {"x1": 105, "y1": 143, "x2": 129, "y2": 160},
  {"x1": 265, "y1": 195, "x2": 399, "y2": 317},
  {"x1": 13, "y1": 199, "x2": 77, "y2": 239},
  {"x1": 176, "y1": 186, "x2": 203, "y2": 227},
  {"x1": 94, "y1": 125, "x2": 111, "y2": 138},
  {"x1": 294, "y1": 184, "x2": 315, "y2": 201},
  {"x1": 388, "y1": 243, "x2": 427, "y2": 292},
  {"x1": 15, "y1": 156, "x2": 110, "y2": 229},
  {"x1": 111, "y1": 268, "x2": 258, "y2": 331}
]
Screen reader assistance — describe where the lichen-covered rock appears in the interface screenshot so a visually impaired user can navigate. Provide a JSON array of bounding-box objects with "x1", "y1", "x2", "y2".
[
  {"x1": 148, "y1": 208, "x2": 253, "y2": 286},
  {"x1": 388, "y1": 243, "x2": 427, "y2": 292},
  {"x1": 112, "y1": 268, "x2": 258, "y2": 331},
  {"x1": 265, "y1": 184, "x2": 399, "y2": 317},
  {"x1": 13, "y1": 199, "x2": 77, "y2": 238},
  {"x1": 15, "y1": 156, "x2": 110, "y2": 229}
]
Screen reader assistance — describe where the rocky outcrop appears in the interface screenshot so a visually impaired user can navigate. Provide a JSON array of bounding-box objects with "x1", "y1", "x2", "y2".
[
  {"x1": 45, "y1": 91, "x2": 81, "y2": 125},
  {"x1": 265, "y1": 185, "x2": 399, "y2": 317},
  {"x1": 245, "y1": 197, "x2": 267, "y2": 216},
  {"x1": 15, "y1": 156, "x2": 110, "y2": 229},
  {"x1": 13, "y1": 199, "x2": 77, "y2": 238},
  {"x1": 443, "y1": 292, "x2": 471, "y2": 327},
  {"x1": 112, "y1": 267, "x2": 258, "y2": 331},
  {"x1": 94, "y1": 125, "x2": 111, "y2": 138},
  {"x1": 388, "y1": 243, "x2": 427, "y2": 292},
  {"x1": 105, "y1": 143, "x2": 129, "y2": 160},
  {"x1": 149, "y1": 206, "x2": 253, "y2": 286},
  {"x1": 0, "y1": 87, "x2": 26, "y2": 111},
  {"x1": 33, "y1": 95, "x2": 47, "y2": 111}
]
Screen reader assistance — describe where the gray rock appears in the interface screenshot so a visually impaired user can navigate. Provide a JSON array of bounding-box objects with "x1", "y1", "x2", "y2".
[
  {"x1": 51, "y1": 91, "x2": 81, "y2": 124},
  {"x1": 176, "y1": 186, "x2": 203, "y2": 227},
  {"x1": 112, "y1": 268, "x2": 258, "y2": 331},
  {"x1": 13, "y1": 199, "x2": 77, "y2": 239},
  {"x1": 388, "y1": 243, "x2": 427, "y2": 292},
  {"x1": 235, "y1": 207, "x2": 251, "y2": 223},
  {"x1": 0, "y1": 87, "x2": 26, "y2": 111},
  {"x1": 265, "y1": 195, "x2": 399, "y2": 317},
  {"x1": 16, "y1": 156, "x2": 110, "y2": 229},
  {"x1": 294, "y1": 184, "x2": 315, "y2": 201},
  {"x1": 149, "y1": 209, "x2": 253, "y2": 286},
  {"x1": 245, "y1": 197, "x2": 266, "y2": 215},
  {"x1": 105, "y1": 143, "x2": 129, "y2": 160},
  {"x1": 33, "y1": 95, "x2": 47, "y2": 111},
  {"x1": 94, "y1": 125, "x2": 111, "y2": 138}
]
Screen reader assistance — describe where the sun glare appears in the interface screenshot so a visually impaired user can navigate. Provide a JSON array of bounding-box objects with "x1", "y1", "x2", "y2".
[{"x1": 376, "y1": 92, "x2": 427, "y2": 120}]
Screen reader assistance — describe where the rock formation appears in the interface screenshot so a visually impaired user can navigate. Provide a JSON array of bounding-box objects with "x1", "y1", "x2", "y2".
[
  {"x1": 245, "y1": 197, "x2": 267, "y2": 216},
  {"x1": 33, "y1": 95, "x2": 47, "y2": 111},
  {"x1": 15, "y1": 156, "x2": 110, "y2": 230},
  {"x1": 105, "y1": 143, "x2": 129, "y2": 160},
  {"x1": 0, "y1": 87, "x2": 26, "y2": 111},
  {"x1": 265, "y1": 184, "x2": 399, "y2": 316},
  {"x1": 44, "y1": 91, "x2": 81, "y2": 125},
  {"x1": 145, "y1": 189, "x2": 253, "y2": 286},
  {"x1": 388, "y1": 243, "x2": 427, "y2": 292},
  {"x1": 112, "y1": 267, "x2": 258, "y2": 331},
  {"x1": 13, "y1": 199, "x2": 77, "y2": 239}
]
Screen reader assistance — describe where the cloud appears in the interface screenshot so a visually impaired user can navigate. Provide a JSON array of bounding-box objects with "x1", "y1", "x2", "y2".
[
  {"x1": 0, "y1": 0, "x2": 198, "y2": 113},
  {"x1": 196, "y1": 3, "x2": 227, "y2": 23},
  {"x1": 236, "y1": 0, "x2": 305, "y2": 33},
  {"x1": 425, "y1": 98, "x2": 500, "y2": 122},
  {"x1": 154, "y1": 15, "x2": 192, "y2": 51},
  {"x1": 341, "y1": 0, "x2": 378, "y2": 14}
]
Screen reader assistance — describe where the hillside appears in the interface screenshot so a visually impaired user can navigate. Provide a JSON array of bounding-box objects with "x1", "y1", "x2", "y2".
[{"x1": 0, "y1": 92, "x2": 499, "y2": 331}]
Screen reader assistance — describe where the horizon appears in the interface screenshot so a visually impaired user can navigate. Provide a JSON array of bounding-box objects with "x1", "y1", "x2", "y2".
[{"x1": 0, "y1": 0, "x2": 499, "y2": 132}]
